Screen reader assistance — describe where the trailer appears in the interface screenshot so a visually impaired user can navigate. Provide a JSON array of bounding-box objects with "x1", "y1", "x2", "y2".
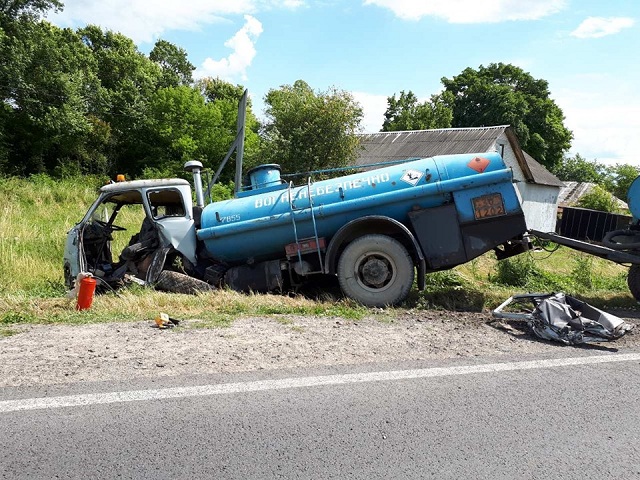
[{"x1": 530, "y1": 176, "x2": 640, "y2": 301}]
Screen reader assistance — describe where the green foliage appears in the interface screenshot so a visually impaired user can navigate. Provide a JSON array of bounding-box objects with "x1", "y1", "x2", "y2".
[
  {"x1": 0, "y1": 0, "x2": 62, "y2": 25},
  {"x1": 552, "y1": 153, "x2": 607, "y2": 184},
  {"x1": 553, "y1": 154, "x2": 640, "y2": 204},
  {"x1": 576, "y1": 185, "x2": 620, "y2": 213},
  {"x1": 1, "y1": 21, "x2": 106, "y2": 175},
  {"x1": 604, "y1": 164, "x2": 640, "y2": 201},
  {"x1": 208, "y1": 182, "x2": 234, "y2": 202},
  {"x1": 412, "y1": 270, "x2": 485, "y2": 311},
  {"x1": 143, "y1": 86, "x2": 224, "y2": 172},
  {"x1": 198, "y1": 77, "x2": 247, "y2": 104},
  {"x1": 382, "y1": 90, "x2": 452, "y2": 131},
  {"x1": 571, "y1": 254, "x2": 593, "y2": 290},
  {"x1": 491, "y1": 255, "x2": 540, "y2": 287},
  {"x1": 195, "y1": 77, "x2": 263, "y2": 178},
  {"x1": 149, "y1": 39, "x2": 195, "y2": 88},
  {"x1": 441, "y1": 63, "x2": 573, "y2": 170},
  {"x1": 260, "y1": 80, "x2": 363, "y2": 174}
]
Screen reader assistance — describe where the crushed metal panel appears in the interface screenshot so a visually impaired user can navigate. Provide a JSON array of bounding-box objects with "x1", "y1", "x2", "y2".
[{"x1": 492, "y1": 293, "x2": 634, "y2": 345}]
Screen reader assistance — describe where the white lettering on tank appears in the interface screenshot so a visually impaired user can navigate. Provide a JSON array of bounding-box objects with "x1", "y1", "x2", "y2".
[
  {"x1": 254, "y1": 196, "x2": 276, "y2": 208},
  {"x1": 219, "y1": 214, "x2": 240, "y2": 223}
]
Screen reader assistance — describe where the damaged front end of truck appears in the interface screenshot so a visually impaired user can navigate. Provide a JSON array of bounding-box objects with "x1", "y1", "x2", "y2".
[{"x1": 63, "y1": 178, "x2": 208, "y2": 293}]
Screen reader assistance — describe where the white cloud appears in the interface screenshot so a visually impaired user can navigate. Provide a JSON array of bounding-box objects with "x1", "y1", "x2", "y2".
[
  {"x1": 570, "y1": 17, "x2": 635, "y2": 39},
  {"x1": 197, "y1": 16, "x2": 263, "y2": 82},
  {"x1": 363, "y1": 0, "x2": 566, "y2": 23},
  {"x1": 351, "y1": 91, "x2": 389, "y2": 133},
  {"x1": 555, "y1": 75, "x2": 640, "y2": 166},
  {"x1": 48, "y1": 0, "x2": 300, "y2": 44}
]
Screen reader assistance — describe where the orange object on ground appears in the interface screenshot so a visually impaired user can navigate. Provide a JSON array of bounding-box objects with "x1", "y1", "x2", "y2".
[{"x1": 76, "y1": 276, "x2": 97, "y2": 311}]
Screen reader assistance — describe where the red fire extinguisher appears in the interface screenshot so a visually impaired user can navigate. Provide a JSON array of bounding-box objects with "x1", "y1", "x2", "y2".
[{"x1": 76, "y1": 276, "x2": 97, "y2": 311}]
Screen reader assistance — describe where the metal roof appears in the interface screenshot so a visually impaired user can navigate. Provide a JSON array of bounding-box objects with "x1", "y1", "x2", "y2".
[
  {"x1": 520, "y1": 150, "x2": 565, "y2": 187},
  {"x1": 559, "y1": 181, "x2": 628, "y2": 209},
  {"x1": 356, "y1": 126, "x2": 563, "y2": 188}
]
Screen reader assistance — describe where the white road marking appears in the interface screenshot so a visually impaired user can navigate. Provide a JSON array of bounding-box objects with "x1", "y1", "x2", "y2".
[{"x1": 2, "y1": 353, "x2": 639, "y2": 413}]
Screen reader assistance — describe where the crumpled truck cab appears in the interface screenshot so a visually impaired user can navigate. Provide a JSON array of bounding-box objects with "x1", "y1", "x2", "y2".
[{"x1": 63, "y1": 178, "x2": 198, "y2": 290}]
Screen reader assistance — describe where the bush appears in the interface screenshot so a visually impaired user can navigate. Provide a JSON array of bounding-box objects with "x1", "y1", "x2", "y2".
[
  {"x1": 491, "y1": 255, "x2": 539, "y2": 287},
  {"x1": 577, "y1": 186, "x2": 620, "y2": 213}
]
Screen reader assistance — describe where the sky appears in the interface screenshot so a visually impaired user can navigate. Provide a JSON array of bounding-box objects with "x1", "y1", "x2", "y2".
[{"x1": 48, "y1": 0, "x2": 640, "y2": 166}]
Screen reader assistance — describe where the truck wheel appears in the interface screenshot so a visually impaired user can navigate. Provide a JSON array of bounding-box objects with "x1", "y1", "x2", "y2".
[
  {"x1": 627, "y1": 265, "x2": 640, "y2": 302},
  {"x1": 154, "y1": 270, "x2": 214, "y2": 295},
  {"x1": 337, "y1": 234, "x2": 414, "y2": 307}
]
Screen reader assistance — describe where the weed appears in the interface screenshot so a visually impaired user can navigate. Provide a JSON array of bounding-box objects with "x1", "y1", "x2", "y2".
[
  {"x1": 571, "y1": 254, "x2": 594, "y2": 290},
  {"x1": 491, "y1": 255, "x2": 539, "y2": 287}
]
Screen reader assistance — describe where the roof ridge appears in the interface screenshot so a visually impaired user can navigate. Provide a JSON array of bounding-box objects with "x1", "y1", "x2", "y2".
[{"x1": 359, "y1": 125, "x2": 510, "y2": 135}]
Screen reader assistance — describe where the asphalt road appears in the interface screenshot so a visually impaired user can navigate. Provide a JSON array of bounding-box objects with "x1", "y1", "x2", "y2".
[{"x1": 2, "y1": 351, "x2": 640, "y2": 479}]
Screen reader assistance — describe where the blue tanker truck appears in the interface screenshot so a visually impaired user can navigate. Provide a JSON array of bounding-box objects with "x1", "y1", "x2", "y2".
[{"x1": 63, "y1": 94, "x2": 530, "y2": 307}]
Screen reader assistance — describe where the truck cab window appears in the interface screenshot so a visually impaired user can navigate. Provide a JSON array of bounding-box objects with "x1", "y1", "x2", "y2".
[{"x1": 148, "y1": 189, "x2": 185, "y2": 219}]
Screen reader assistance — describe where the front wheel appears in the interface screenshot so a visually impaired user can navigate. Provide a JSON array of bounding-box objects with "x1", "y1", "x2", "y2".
[{"x1": 337, "y1": 234, "x2": 414, "y2": 307}]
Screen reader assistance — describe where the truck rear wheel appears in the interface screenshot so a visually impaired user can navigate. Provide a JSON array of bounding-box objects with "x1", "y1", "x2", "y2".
[
  {"x1": 627, "y1": 265, "x2": 640, "y2": 302},
  {"x1": 337, "y1": 234, "x2": 414, "y2": 307}
]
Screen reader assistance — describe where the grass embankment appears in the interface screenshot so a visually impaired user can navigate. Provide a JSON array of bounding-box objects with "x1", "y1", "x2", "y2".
[{"x1": 0, "y1": 175, "x2": 635, "y2": 334}]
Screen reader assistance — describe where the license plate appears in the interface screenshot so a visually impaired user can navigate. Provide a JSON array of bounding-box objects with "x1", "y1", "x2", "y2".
[{"x1": 472, "y1": 193, "x2": 506, "y2": 220}]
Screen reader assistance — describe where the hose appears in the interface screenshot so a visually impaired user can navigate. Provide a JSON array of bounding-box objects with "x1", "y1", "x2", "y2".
[{"x1": 601, "y1": 229, "x2": 640, "y2": 250}]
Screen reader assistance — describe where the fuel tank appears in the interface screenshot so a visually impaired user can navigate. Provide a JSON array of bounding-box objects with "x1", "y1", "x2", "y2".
[{"x1": 197, "y1": 152, "x2": 522, "y2": 264}]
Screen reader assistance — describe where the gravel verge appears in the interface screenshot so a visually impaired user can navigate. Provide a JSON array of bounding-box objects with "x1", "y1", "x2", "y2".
[{"x1": 1, "y1": 310, "x2": 639, "y2": 388}]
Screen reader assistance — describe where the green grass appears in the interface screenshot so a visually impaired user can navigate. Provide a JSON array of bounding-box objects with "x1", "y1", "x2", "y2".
[{"x1": 0, "y1": 175, "x2": 636, "y2": 326}]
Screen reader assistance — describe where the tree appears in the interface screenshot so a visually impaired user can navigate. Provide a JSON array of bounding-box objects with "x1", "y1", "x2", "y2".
[
  {"x1": 142, "y1": 82, "x2": 262, "y2": 180},
  {"x1": 198, "y1": 77, "x2": 247, "y2": 104},
  {"x1": 605, "y1": 164, "x2": 640, "y2": 201},
  {"x1": 149, "y1": 39, "x2": 195, "y2": 88},
  {"x1": 196, "y1": 77, "x2": 262, "y2": 176},
  {"x1": 142, "y1": 86, "x2": 223, "y2": 174},
  {"x1": 441, "y1": 63, "x2": 573, "y2": 170},
  {"x1": 1, "y1": 0, "x2": 65, "y2": 173},
  {"x1": 1, "y1": 21, "x2": 109, "y2": 175},
  {"x1": 551, "y1": 153, "x2": 606, "y2": 184},
  {"x1": 0, "y1": 0, "x2": 62, "y2": 26},
  {"x1": 382, "y1": 90, "x2": 452, "y2": 132},
  {"x1": 77, "y1": 25, "x2": 164, "y2": 175},
  {"x1": 261, "y1": 80, "x2": 363, "y2": 175}
]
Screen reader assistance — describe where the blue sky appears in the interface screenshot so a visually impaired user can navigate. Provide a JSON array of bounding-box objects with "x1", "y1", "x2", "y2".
[{"x1": 49, "y1": 1, "x2": 639, "y2": 166}]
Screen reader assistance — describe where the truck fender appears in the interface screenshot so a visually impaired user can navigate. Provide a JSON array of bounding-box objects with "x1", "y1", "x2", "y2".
[{"x1": 324, "y1": 215, "x2": 426, "y2": 291}]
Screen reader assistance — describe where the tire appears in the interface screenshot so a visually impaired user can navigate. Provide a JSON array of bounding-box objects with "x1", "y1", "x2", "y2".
[
  {"x1": 337, "y1": 234, "x2": 414, "y2": 307},
  {"x1": 627, "y1": 265, "x2": 640, "y2": 302},
  {"x1": 154, "y1": 270, "x2": 214, "y2": 295}
]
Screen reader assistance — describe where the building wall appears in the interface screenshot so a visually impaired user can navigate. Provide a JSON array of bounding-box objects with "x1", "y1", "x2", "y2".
[
  {"x1": 496, "y1": 134, "x2": 559, "y2": 232},
  {"x1": 517, "y1": 185, "x2": 560, "y2": 233}
]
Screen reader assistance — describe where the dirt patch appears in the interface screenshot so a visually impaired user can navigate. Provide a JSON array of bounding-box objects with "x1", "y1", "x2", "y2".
[{"x1": 1, "y1": 311, "x2": 639, "y2": 388}]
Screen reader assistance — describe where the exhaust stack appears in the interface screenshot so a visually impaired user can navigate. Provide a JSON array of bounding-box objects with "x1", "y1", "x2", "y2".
[{"x1": 184, "y1": 160, "x2": 205, "y2": 208}]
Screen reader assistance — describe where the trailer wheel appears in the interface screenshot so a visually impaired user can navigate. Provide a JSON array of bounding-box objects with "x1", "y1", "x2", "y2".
[
  {"x1": 627, "y1": 265, "x2": 640, "y2": 302},
  {"x1": 154, "y1": 270, "x2": 214, "y2": 295},
  {"x1": 337, "y1": 234, "x2": 414, "y2": 307}
]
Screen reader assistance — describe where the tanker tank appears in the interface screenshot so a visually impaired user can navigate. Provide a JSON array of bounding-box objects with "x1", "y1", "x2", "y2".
[{"x1": 197, "y1": 151, "x2": 522, "y2": 265}]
